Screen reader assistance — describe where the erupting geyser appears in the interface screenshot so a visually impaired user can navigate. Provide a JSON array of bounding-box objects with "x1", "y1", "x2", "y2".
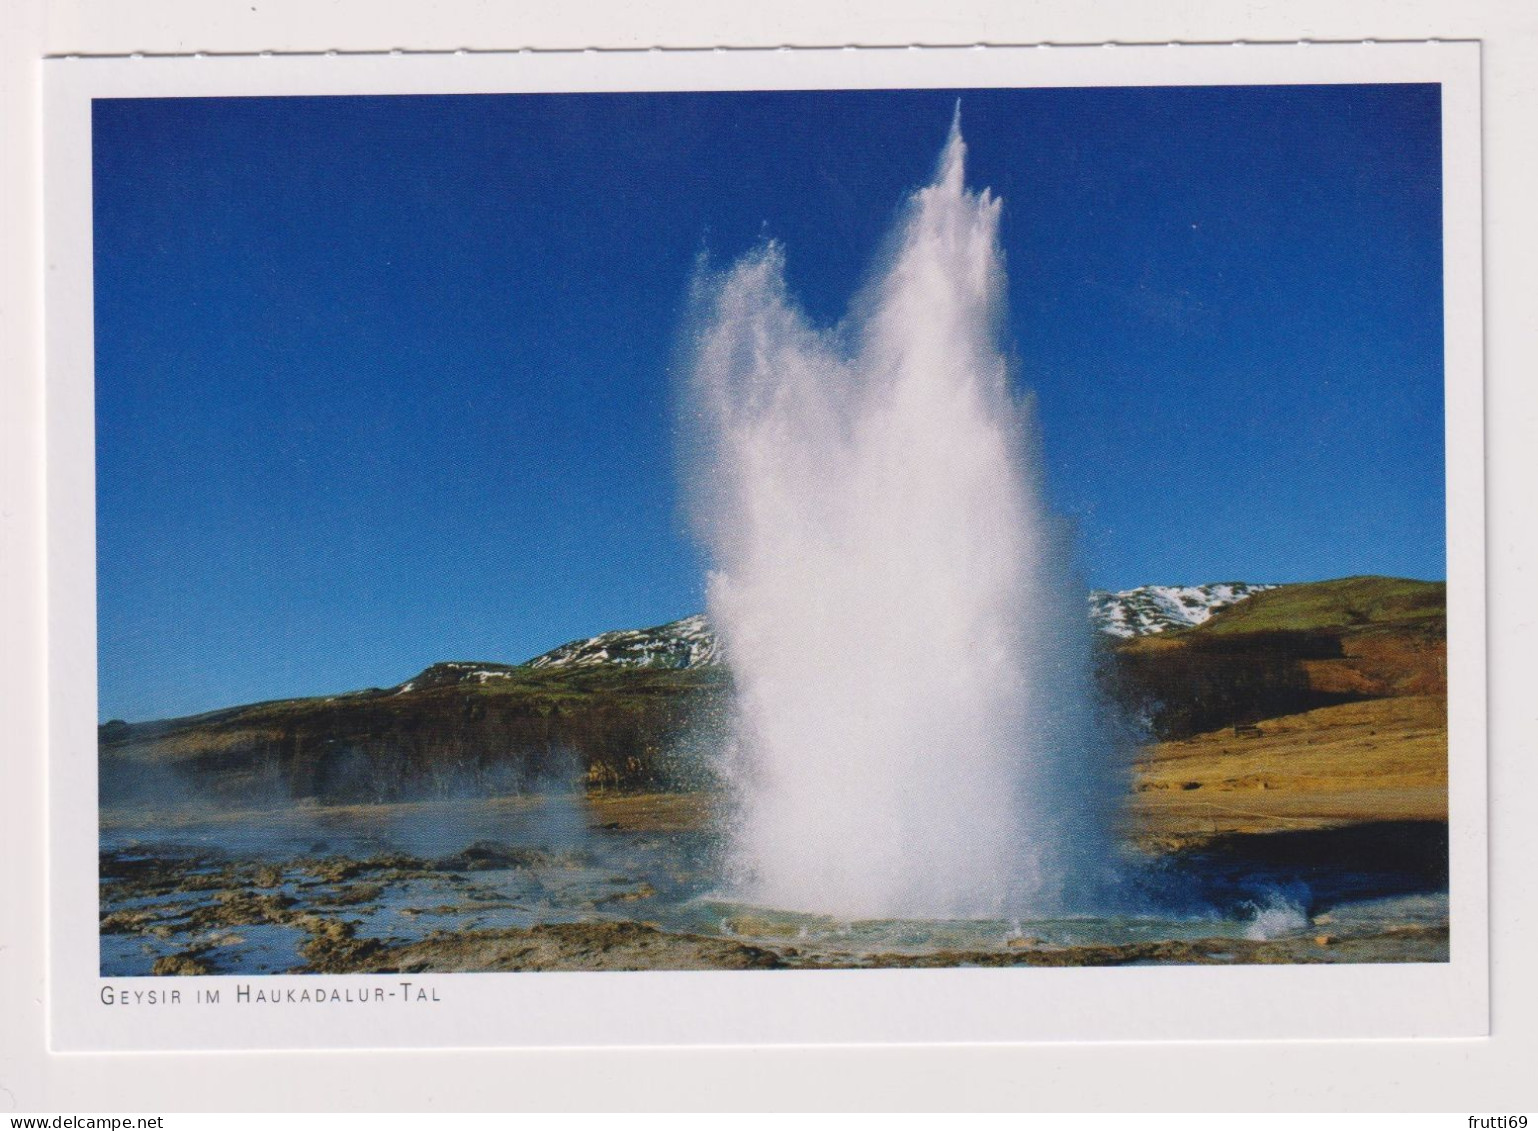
[{"x1": 683, "y1": 111, "x2": 1122, "y2": 920}]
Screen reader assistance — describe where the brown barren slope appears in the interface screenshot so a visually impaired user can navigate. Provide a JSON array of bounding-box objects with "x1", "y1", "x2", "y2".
[{"x1": 1129, "y1": 695, "x2": 1447, "y2": 846}]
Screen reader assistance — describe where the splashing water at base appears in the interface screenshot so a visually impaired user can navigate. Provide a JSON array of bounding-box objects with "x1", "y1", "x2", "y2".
[{"x1": 682, "y1": 112, "x2": 1124, "y2": 920}]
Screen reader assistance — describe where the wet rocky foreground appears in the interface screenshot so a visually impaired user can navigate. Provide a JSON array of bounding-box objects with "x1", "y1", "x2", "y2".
[{"x1": 100, "y1": 795, "x2": 1449, "y2": 975}]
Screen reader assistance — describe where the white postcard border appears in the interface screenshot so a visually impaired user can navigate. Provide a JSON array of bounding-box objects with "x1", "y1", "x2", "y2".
[{"x1": 44, "y1": 41, "x2": 1488, "y2": 1053}]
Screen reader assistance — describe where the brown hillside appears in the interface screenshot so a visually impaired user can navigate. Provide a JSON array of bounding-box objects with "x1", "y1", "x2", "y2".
[
  {"x1": 100, "y1": 666, "x2": 728, "y2": 806},
  {"x1": 1106, "y1": 577, "x2": 1445, "y2": 739},
  {"x1": 1130, "y1": 695, "x2": 1447, "y2": 845}
]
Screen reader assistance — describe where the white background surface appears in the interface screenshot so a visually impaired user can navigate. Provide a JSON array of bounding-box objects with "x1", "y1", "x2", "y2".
[
  {"x1": 3, "y1": 0, "x2": 1536, "y2": 1112},
  {"x1": 39, "y1": 41, "x2": 1489, "y2": 1056}
]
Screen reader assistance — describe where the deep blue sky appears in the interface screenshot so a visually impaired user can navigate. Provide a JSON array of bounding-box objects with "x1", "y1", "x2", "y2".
[{"x1": 94, "y1": 85, "x2": 1444, "y2": 721}]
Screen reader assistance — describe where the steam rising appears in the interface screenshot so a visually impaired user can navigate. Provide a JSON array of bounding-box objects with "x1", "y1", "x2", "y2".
[{"x1": 683, "y1": 112, "x2": 1123, "y2": 918}]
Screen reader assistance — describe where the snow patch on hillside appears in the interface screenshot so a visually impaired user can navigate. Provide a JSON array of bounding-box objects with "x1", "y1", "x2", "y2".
[
  {"x1": 521, "y1": 585, "x2": 1276, "y2": 671},
  {"x1": 526, "y1": 613, "x2": 720, "y2": 670},
  {"x1": 1087, "y1": 582, "x2": 1277, "y2": 638}
]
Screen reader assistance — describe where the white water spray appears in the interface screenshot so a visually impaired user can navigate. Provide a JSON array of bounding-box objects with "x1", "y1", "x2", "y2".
[{"x1": 683, "y1": 113, "x2": 1121, "y2": 919}]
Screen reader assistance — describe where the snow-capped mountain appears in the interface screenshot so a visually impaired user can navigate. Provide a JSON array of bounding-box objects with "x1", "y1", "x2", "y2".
[
  {"x1": 393, "y1": 661, "x2": 524, "y2": 693},
  {"x1": 522, "y1": 585, "x2": 1274, "y2": 670},
  {"x1": 526, "y1": 613, "x2": 720, "y2": 670},
  {"x1": 1087, "y1": 582, "x2": 1277, "y2": 638}
]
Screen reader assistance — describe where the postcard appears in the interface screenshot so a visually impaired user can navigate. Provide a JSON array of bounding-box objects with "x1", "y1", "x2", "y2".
[{"x1": 43, "y1": 41, "x2": 1487, "y2": 1051}]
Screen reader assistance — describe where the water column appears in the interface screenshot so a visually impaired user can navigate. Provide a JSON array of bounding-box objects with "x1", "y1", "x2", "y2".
[{"x1": 683, "y1": 112, "x2": 1120, "y2": 919}]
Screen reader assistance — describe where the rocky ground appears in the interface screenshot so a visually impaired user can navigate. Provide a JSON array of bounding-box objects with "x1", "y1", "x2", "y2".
[
  {"x1": 101, "y1": 835, "x2": 1449, "y2": 973},
  {"x1": 100, "y1": 836, "x2": 1448, "y2": 975},
  {"x1": 100, "y1": 690, "x2": 1450, "y2": 975}
]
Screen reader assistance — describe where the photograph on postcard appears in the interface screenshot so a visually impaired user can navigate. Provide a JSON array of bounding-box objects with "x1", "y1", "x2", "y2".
[{"x1": 88, "y1": 79, "x2": 1454, "y2": 979}]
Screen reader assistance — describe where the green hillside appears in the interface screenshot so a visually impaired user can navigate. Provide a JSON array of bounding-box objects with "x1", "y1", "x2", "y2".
[
  {"x1": 1107, "y1": 576, "x2": 1446, "y2": 740},
  {"x1": 1194, "y1": 576, "x2": 1445, "y2": 635}
]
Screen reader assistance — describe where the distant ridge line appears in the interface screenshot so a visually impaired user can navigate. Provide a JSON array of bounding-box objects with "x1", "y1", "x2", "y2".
[{"x1": 522, "y1": 580, "x2": 1281, "y2": 670}]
